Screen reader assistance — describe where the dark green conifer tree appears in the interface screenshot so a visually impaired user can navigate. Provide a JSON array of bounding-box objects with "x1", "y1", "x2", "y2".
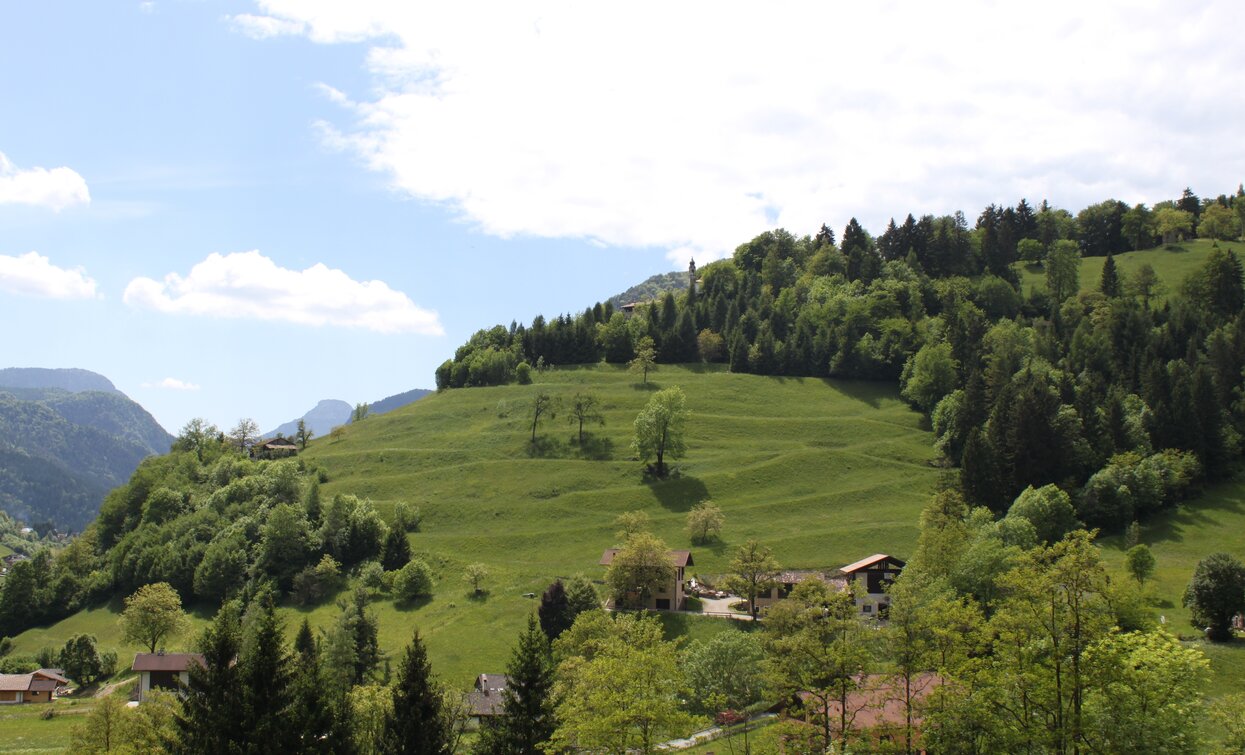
[
  {"x1": 384, "y1": 630, "x2": 449, "y2": 755},
  {"x1": 474, "y1": 615, "x2": 556, "y2": 754},
  {"x1": 537, "y1": 580, "x2": 571, "y2": 641},
  {"x1": 1100, "y1": 253, "x2": 1121, "y2": 297},
  {"x1": 238, "y1": 591, "x2": 296, "y2": 751},
  {"x1": 176, "y1": 602, "x2": 244, "y2": 754},
  {"x1": 289, "y1": 618, "x2": 353, "y2": 753},
  {"x1": 382, "y1": 528, "x2": 412, "y2": 571}
]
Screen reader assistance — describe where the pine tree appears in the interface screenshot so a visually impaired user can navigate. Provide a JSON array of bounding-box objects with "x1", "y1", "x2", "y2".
[
  {"x1": 176, "y1": 602, "x2": 244, "y2": 754},
  {"x1": 384, "y1": 630, "x2": 449, "y2": 754},
  {"x1": 289, "y1": 619, "x2": 353, "y2": 753},
  {"x1": 1100, "y1": 253, "x2": 1121, "y2": 297},
  {"x1": 475, "y1": 616, "x2": 556, "y2": 754},
  {"x1": 382, "y1": 528, "x2": 413, "y2": 571},
  {"x1": 537, "y1": 580, "x2": 571, "y2": 640},
  {"x1": 238, "y1": 592, "x2": 296, "y2": 751}
]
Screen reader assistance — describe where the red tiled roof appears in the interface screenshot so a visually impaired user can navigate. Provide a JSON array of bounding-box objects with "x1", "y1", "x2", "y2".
[{"x1": 132, "y1": 653, "x2": 205, "y2": 673}]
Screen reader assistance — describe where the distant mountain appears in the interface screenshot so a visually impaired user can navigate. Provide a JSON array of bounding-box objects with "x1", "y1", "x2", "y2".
[
  {"x1": 364, "y1": 388, "x2": 433, "y2": 417},
  {"x1": 268, "y1": 399, "x2": 352, "y2": 439},
  {"x1": 608, "y1": 271, "x2": 690, "y2": 309},
  {"x1": 0, "y1": 369, "x2": 173, "y2": 531},
  {"x1": 268, "y1": 389, "x2": 434, "y2": 440},
  {"x1": 0, "y1": 367, "x2": 121, "y2": 394}
]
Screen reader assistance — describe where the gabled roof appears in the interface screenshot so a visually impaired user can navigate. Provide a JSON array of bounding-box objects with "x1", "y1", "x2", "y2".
[
  {"x1": 132, "y1": 652, "x2": 205, "y2": 673},
  {"x1": 259, "y1": 438, "x2": 298, "y2": 449},
  {"x1": 467, "y1": 674, "x2": 510, "y2": 717},
  {"x1": 0, "y1": 674, "x2": 34, "y2": 692},
  {"x1": 839, "y1": 554, "x2": 906, "y2": 574},
  {"x1": 33, "y1": 669, "x2": 69, "y2": 684},
  {"x1": 600, "y1": 549, "x2": 694, "y2": 567}
]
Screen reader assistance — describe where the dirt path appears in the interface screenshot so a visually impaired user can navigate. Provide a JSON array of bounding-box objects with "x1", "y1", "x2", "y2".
[{"x1": 93, "y1": 677, "x2": 135, "y2": 699}]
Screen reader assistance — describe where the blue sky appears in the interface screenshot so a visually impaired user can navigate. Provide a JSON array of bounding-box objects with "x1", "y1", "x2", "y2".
[{"x1": 2, "y1": 1, "x2": 1243, "y2": 434}]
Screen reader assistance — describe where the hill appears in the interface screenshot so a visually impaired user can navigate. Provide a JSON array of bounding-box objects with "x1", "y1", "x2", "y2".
[
  {"x1": 9, "y1": 364, "x2": 938, "y2": 687},
  {"x1": 0, "y1": 370, "x2": 173, "y2": 531},
  {"x1": 1016, "y1": 238, "x2": 1233, "y2": 299},
  {"x1": 608, "y1": 270, "x2": 690, "y2": 307}
]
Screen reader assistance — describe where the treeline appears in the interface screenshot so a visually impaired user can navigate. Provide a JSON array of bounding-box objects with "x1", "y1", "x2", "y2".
[
  {"x1": 0, "y1": 419, "x2": 422, "y2": 639},
  {"x1": 439, "y1": 185, "x2": 1245, "y2": 533}
]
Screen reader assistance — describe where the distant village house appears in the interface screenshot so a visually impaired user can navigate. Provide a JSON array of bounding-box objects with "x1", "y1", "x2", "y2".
[
  {"x1": 840, "y1": 554, "x2": 906, "y2": 616},
  {"x1": 0, "y1": 669, "x2": 68, "y2": 704},
  {"x1": 466, "y1": 673, "x2": 509, "y2": 723},
  {"x1": 132, "y1": 652, "x2": 205, "y2": 702},
  {"x1": 250, "y1": 437, "x2": 298, "y2": 460},
  {"x1": 600, "y1": 548, "x2": 694, "y2": 611}
]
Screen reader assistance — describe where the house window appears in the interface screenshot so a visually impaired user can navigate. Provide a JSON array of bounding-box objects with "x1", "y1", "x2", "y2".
[{"x1": 861, "y1": 604, "x2": 873, "y2": 613}]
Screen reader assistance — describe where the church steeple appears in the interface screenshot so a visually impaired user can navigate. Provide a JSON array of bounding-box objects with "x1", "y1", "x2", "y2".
[{"x1": 688, "y1": 258, "x2": 697, "y2": 298}]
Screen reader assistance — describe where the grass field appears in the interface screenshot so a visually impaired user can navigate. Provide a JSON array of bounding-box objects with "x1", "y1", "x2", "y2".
[
  {"x1": 9, "y1": 365, "x2": 938, "y2": 695},
  {"x1": 1016, "y1": 238, "x2": 1240, "y2": 299}
]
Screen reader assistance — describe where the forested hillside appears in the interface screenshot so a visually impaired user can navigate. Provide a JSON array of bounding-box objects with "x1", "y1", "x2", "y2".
[
  {"x1": 0, "y1": 372, "x2": 173, "y2": 531},
  {"x1": 440, "y1": 188, "x2": 1245, "y2": 536}
]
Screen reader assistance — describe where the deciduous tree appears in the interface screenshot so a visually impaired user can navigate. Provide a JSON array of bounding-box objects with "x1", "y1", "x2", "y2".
[
  {"x1": 724, "y1": 540, "x2": 779, "y2": 619},
  {"x1": 632, "y1": 386, "x2": 689, "y2": 477},
  {"x1": 121, "y1": 582, "x2": 189, "y2": 653},
  {"x1": 605, "y1": 532, "x2": 675, "y2": 609},
  {"x1": 685, "y1": 501, "x2": 724, "y2": 544},
  {"x1": 629, "y1": 336, "x2": 658, "y2": 384},
  {"x1": 566, "y1": 392, "x2": 604, "y2": 445},
  {"x1": 1183, "y1": 552, "x2": 1245, "y2": 641}
]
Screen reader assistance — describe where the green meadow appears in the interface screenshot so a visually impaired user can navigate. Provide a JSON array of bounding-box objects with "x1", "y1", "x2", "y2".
[
  {"x1": 11, "y1": 365, "x2": 938, "y2": 691},
  {"x1": 1017, "y1": 238, "x2": 1241, "y2": 299}
]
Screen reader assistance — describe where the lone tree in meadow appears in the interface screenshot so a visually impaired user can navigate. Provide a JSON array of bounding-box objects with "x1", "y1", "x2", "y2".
[
  {"x1": 1183, "y1": 552, "x2": 1245, "y2": 641},
  {"x1": 567, "y1": 392, "x2": 605, "y2": 445},
  {"x1": 295, "y1": 419, "x2": 314, "y2": 450},
  {"x1": 629, "y1": 336, "x2": 658, "y2": 385},
  {"x1": 121, "y1": 582, "x2": 189, "y2": 653},
  {"x1": 530, "y1": 392, "x2": 559, "y2": 443},
  {"x1": 632, "y1": 386, "x2": 688, "y2": 477},
  {"x1": 686, "y1": 501, "x2": 724, "y2": 544}
]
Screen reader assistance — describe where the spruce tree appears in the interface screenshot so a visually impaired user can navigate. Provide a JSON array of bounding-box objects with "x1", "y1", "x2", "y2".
[
  {"x1": 289, "y1": 618, "x2": 353, "y2": 753},
  {"x1": 537, "y1": 580, "x2": 571, "y2": 640},
  {"x1": 382, "y1": 527, "x2": 413, "y2": 571},
  {"x1": 384, "y1": 630, "x2": 449, "y2": 755},
  {"x1": 176, "y1": 602, "x2": 244, "y2": 754},
  {"x1": 238, "y1": 592, "x2": 296, "y2": 752},
  {"x1": 1100, "y1": 253, "x2": 1121, "y2": 297},
  {"x1": 475, "y1": 616, "x2": 556, "y2": 754}
]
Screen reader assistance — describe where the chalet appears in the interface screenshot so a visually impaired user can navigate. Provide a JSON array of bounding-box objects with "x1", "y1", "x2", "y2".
[
  {"x1": 599, "y1": 549, "x2": 693, "y2": 611},
  {"x1": 839, "y1": 554, "x2": 906, "y2": 616},
  {"x1": 0, "y1": 669, "x2": 68, "y2": 704},
  {"x1": 132, "y1": 652, "x2": 205, "y2": 702},
  {"x1": 250, "y1": 437, "x2": 298, "y2": 459},
  {"x1": 466, "y1": 673, "x2": 509, "y2": 721},
  {"x1": 753, "y1": 570, "x2": 847, "y2": 610}
]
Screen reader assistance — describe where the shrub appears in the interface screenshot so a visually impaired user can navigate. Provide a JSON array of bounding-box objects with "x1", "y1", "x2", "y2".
[
  {"x1": 393, "y1": 559, "x2": 435, "y2": 601},
  {"x1": 516, "y1": 361, "x2": 533, "y2": 385},
  {"x1": 292, "y1": 555, "x2": 344, "y2": 606}
]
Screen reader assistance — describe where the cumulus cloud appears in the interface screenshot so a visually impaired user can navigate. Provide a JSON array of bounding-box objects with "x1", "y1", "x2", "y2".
[
  {"x1": 143, "y1": 378, "x2": 201, "y2": 391},
  {"x1": 239, "y1": 1, "x2": 1245, "y2": 264},
  {"x1": 0, "y1": 252, "x2": 99, "y2": 299},
  {"x1": 123, "y1": 250, "x2": 443, "y2": 335},
  {"x1": 0, "y1": 152, "x2": 90, "y2": 211}
]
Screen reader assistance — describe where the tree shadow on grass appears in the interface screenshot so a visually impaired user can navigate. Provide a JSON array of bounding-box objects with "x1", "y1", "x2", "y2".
[
  {"x1": 643, "y1": 471, "x2": 710, "y2": 512},
  {"x1": 392, "y1": 595, "x2": 433, "y2": 612},
  {"x1": 526, "y1": 436, "x2": 566, "y2": 458},
  {"x1": 631, "y1": 381, "x2": 661, "y2": 391},
  {"x1": 466, "y1": 590, "x2": 490, "y2": 603},
  {"x1": 1141, "y1": 492, "x2": 1245, "y2": 546},
  {"x1": 572, "y1": 433, "x2": 614, "y2": 460},
  {"x1": 818, "y1": 378, "x2": 886, "y2": 409}
]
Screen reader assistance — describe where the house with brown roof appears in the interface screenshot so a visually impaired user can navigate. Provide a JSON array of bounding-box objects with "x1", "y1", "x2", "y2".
[
  {"x1": 753, "y1": 570, "x2": 848, "y2": 610},
  {"x1": 466, "y1": 673, "x2": 509, "y2": 721},
  {"x1": 839, "y1": 554, "x2": 905, "y2": 616},
  {"x1": 600, "y1": 548, "x2": 693, "y2": 611},
  {"x1": 0, "y1": 669, "x2": 68, "y2": 704},
  {"x1": 132, "y1": 652, "x2": 205, "y2": 702},
  {"x1": 250, "y1": 437, "x2": 298, "y2": 459}
]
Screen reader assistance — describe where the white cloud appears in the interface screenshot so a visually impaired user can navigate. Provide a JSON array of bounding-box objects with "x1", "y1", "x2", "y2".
[
  {"x1": 228, "y1": 12, "x2": 307, "y2": 39},
  {"x1": 240, "y1": 1, "x2": 1245, "y2": 264},
  {"x1": 143, "y1": 377, "x2": 201, "y2": 391},
  {"x1": 0, "y1": 152, "x2": 90, "y2": 211},
  {"x1": 0, "y1": 252, "x2": 99, "y2": 299},
  {"x1": 123, "y1": 250, "x2": 443, "y2": 335}
]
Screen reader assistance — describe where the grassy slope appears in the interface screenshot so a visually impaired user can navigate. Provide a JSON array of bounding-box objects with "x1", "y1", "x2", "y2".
[
  {"x1": 1017, "y1": 238, "x2": 1244, "y2": 298},
  {"x1": 10, "y1": 365, "x2": 937, "y2": 693}
]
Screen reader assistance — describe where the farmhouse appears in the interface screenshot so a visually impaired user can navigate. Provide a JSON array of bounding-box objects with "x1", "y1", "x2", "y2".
[
  {"x1": 599, "y1": 548, "x2": 694, "y2": 611},
  {"x1": 839, "y1": 554, "x2": 906, "y2": 615},
  {"x1": 251, "y1": 437, "x2": 298, "y2": 459},
  {"x1": 0, "y1": 669, "x2": 68, "y2": 704},
  {"x1": 466, "y1": 673, "x2": 509, "y2": 721},
  {"x1": 132, "y1": 652, "x2": 205, "y2": 702}
]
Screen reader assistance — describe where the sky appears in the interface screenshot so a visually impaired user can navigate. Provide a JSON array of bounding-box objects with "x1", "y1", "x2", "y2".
[{"x1": 1, "y1": 1, "x2": 1243, "y2": 434}]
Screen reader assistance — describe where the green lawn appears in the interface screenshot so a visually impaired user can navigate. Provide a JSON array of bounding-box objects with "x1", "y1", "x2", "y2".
[
  {"x1": 11, "y1": 364, "x2": 938, "y2": 695},
  {"x1": 0, "y1": 696, "x2": 97, "y2": 753},
  {"x1": 1017, "y1": 238, "x2": 1241, "y2": 299}
]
